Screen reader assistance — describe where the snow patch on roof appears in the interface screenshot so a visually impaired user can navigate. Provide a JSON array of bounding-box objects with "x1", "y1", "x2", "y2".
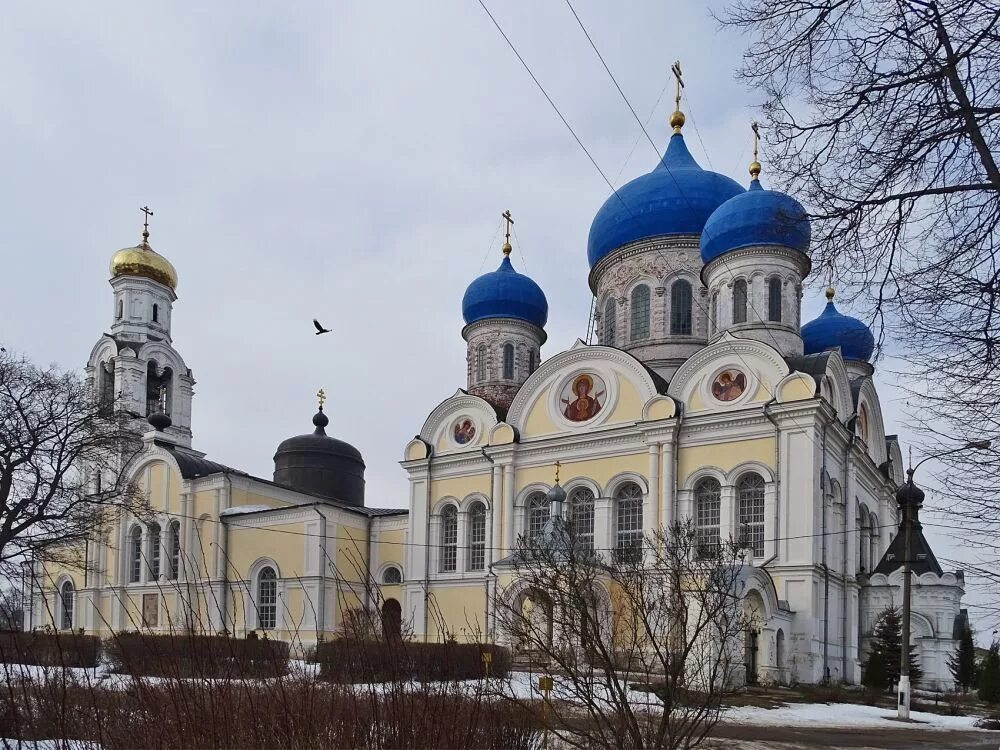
[{"x1": 219, "y1": 505, "x2": 275, "y2": 517}]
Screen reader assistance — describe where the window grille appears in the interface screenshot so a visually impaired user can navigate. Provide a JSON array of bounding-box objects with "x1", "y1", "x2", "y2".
[
  {"x1": 468, "y1": 502, "x2": 487, "y2": 571},
  {"x1": 168, "y1": 521, "x2": 180, "y2": 580},
  {"x1": 149, "y1": 524, "x2": 161, "y2": 579},
  {"x1": 737, "y1": 474, "x2": 766, "y2": 557},
  {"x1": 670, "y1": 280, "x2": 693, "y2": 335},
  {"x1": 258, "y1": 567, "x2": 277, "y2": 630},
  {"x1": 60, "y1": 581, "x2": 74, "y2": 630},
  {"x1": 630, "y1": 285, "x2": 651, "y2": 340},
  {"x1": 695, "y1": 478, "x2": 721, "y2": 558},
  {"x1": 603, "y1": 298, "x2": 616, "y2": 345},
  {"x1": 502, "y1": 344, "x2": 514, "y2": 380},
  {"x1": 476, "y1": 345, "x2": 487, "y2": 382},
  {"x1": 767, "y1": 277, "x2": 782, "y2": 322},
  {"x1": 615, "y1": 482, "x2": 644, "y2": 562},
  {"x1": 526, "y1": 492, "x2": 549, "y2": 540},
  {"x1": 440, "y1": 505, "x2": 458, "y2": 572},
  {"x1": 129, "y1": 527, "x2": 142, "y2": 583},
  {"x1": 710, "y1": 291, "x2": 719, "y2": 335},
  {"x1": 382, "y1": 566, "x2": 403, "y2": 584},
  {"x1": 733, "y1": 279, "x2": 748, "y2": 324},
  {"x1": 568, "y1": 487, "x2": 595, "y2": 552}
]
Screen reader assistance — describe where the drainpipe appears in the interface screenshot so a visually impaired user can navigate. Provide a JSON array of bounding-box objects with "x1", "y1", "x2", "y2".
[
  {"x1": 364, "y1": 514, "x2": 373, "y2": 612},
  {"x1": 220, "y1": 473, "x2": 232, "y2": 633},
  {"x1": 762, "y1": 399, "x2": 781, "y2": 559},
  {"x1": 423, "y1": 452, "x2": 433, "y2": 641},
  {"x1": 312, "y1": 504, "x2": 327, "y2": 639},
  {"x1": 481, "y1": 447, "x2": 496, "y2": 635},
  {"x1": 671, "y1": 406, "x2": 683, "y2": 531}
]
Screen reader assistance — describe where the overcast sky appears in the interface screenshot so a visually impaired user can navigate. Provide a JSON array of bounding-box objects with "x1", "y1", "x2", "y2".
[{"x1": 1, "y1": 2, "x2": 981, "y2": 624}]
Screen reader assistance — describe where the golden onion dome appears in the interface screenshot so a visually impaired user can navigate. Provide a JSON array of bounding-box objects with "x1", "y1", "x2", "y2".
[{"x1": 110, "y1": 237, "x2": 177, "y2": 290}]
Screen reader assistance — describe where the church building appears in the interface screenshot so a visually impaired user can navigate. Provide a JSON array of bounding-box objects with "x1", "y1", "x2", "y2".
[{"x1": 25, "y1": 93, "x2": 965, "y2": 689}]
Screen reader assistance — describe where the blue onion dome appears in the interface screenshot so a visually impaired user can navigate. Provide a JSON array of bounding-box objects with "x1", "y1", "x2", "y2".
[
  {"x1": 462, "y1": 244, "x2": 548, "y2": 329},
  {"x1": 802, "y1": 288, "x2": 876, "y2": 362},
  {"x1": 587, "y1": 128, "x2": 744, "y2": 268},
  {"x1": 700, "y1": 175, "x2": 811, "y2": 264}
]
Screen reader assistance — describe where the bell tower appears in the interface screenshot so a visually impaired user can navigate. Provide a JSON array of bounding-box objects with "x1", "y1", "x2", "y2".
[{"x1": 86, "y1": 208, "x2": 195, "y2": 446}]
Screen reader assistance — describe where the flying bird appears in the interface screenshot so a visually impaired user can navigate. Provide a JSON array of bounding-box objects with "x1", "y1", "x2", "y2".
[{"x1": 313, "y1": 319, "x2": 332, "y2": 336}]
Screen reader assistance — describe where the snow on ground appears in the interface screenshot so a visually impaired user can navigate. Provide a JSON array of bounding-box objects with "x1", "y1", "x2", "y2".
[{"x1": 722, "y1": 701, "x2": 985, "y2": 732}]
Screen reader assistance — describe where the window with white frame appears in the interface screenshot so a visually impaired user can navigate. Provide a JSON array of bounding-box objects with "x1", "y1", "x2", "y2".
[
  {"x1": 568, "y1": 487, "x2": 595, "y2": 553},
  {"x1": 257, "y1": 566, "x2": 277, "y2": 630},
  {"x1": 382, "y1": 566, "x2": 403, "y2": 585},
  {"x1": 526, "y1": 492, "x2": 549, "y2": 540},
  {"x1": 439, "y1": 505, "x2": 458, "y2": 572},
  {"x1": 630, "y1": 285, "x2": 651, "y2": 340},
  {"x1": 603, "y1": 297, "x2": 616, "y2": 346},
  {"x1": 767, "y1": 277, "x2": 782, "y2": 322},
  {"x1": 870, "y1": 512, "x2": 879, "y2": 569},
  {"x1": 60, "y1": 580, "x2": 74, "y2": 630},
  {"x1": 148, "y1": 523, "x2": 161, "y2": 579},
  {"x1": 168, "y1": 520, "x2": 181, "y2": 580},
  {"x1": 710, "y1": 290, "x2": 719, "y2": 335},
  {"x1": 615, "y1": 482, "x2": 644, "y2": 562},
  {"x1": 737, "y1": 473, "x2": 766, "y2": 557},
  {"x1": 468, "y1": 501, "x2": 487, "y2": 571},
  {"x1": 858, "y1": 511, "x2": 869, "y2": 572},
  {"x1": 670, "y1": 279, "x2": 693, "y2": 335},
  {"x1": 695, "y1": 478, "x2": 721, "y2": 558},
  {"x1": 502, "y1": 343, "x2": 515, "y2": 380},
  {"x1": 476, "y1": 345, "x2": 487, "y2": 382},
  {"x1": 733, "y1": 279, "x2": 748, "y2": 324},
  {"x1": 129, "y1": 526, "x2": 142, "y2": 583}
]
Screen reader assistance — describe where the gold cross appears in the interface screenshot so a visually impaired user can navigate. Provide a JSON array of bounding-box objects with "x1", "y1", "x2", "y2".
[
  {"x1": 554, "y1": 460, "x2": 561, "y2": 484},
  {"x1": 751, "y1": 121, "x2": 760, "y2": 162},
  {"x1": 140, "y1": 205, "x2": 154, "y2": 244},
  {"x1": 502, "y1": 210, "x2": 514, "y2": 244},
  {"x1": 317, "y1": 388, "x2": 327, "y2": 410},
  {"x1": 671, "y1": 61, "x2": 684, "y2": 110}
]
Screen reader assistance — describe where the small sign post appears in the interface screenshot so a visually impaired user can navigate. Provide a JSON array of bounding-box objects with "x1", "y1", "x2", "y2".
[{"x1": 538, "y1": 675, "x2": 554, "y2": 748}]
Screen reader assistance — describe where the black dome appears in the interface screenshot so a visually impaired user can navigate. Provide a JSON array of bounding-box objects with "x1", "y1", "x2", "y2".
[{"x1": 273, "y1": 408, "x2": 365, "y2": 506}]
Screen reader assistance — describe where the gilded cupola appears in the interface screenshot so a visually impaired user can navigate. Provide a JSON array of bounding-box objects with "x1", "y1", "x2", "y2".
[{"x1": 109, "y1": 208, "x2": 178, "y2": 290}]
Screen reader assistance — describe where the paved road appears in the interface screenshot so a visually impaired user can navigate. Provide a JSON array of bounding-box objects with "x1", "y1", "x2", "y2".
[{"x1": 706, "y1": 723, "x2": 996, "y2": 749}]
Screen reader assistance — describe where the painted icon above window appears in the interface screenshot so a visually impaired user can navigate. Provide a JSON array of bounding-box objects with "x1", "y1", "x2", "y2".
[
  {"x1": 560, "y1": 373, "x2": 606, "y2": 422},
  {"x1": 711, "y1": 369, "x2": 747, "y2": 402},
  {"x1": 453, "y1": 418, "x2": 477, "y2": 445}
]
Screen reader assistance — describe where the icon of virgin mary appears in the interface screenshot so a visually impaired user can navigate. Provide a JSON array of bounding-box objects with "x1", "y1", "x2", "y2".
[{"x1": 562, "y1": 374, "x2": 604, "y2": 422}]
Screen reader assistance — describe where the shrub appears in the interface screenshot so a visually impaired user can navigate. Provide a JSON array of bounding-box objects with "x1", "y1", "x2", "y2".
[
  {"x1": 104, "y1": 633, "x2": 289, "y2": 678},
  {"x1": 316, "y1": 639, "x2": 511, "y2": 683},
  {"x1": 0, "y1": 630, "x2": 100, "y2": 667},
  {"x1": 979, "y1": 643, "x2": 1000, "y2": 704}
]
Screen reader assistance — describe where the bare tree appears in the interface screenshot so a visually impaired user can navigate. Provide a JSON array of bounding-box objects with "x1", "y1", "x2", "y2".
[
  {"x1": 0, "y1": 350, "x2": 142, "y2": 576},
  {"x1": 492, "y1": 520, "x2": 753, "y2": 750},
  {"x1": 719, "y1": 0, "x2": 1000, "y2": 612}
]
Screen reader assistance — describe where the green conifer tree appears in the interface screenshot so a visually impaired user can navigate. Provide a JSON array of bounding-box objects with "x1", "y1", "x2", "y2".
[
  {"x1": 978, "y1": 642, "x2": 1000, "y2": 704},
  {"x1": 869, "y1": 608, "x2": 922, "y2": 689},
  {"x1": 862, "y1": 646, "x2": 889, "y2": 692},
  {"x1": 948, "y1": 621, "x2": 977, "y2": 692}
]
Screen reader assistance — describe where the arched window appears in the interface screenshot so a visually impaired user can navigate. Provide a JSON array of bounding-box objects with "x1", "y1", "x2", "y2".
[
  {"x1": 439, "y1": 505, "x2": 458, "y2": 572},
  {"x1": 737, "y1": 474, "x2": 766, "y2": 557},
  {"x1": 670, "y1": 279, "x2": 693, "y2": 335},
  {"x1": 502, "y1": 343, "x2": 515, "y2": 380},
  {"x1": 168, "y1": 520, "x2": 181, "y2": 580},
  {"x1": 603, "y1": 297, "x2": 616, "y2": 346},
  {"x1": 257, "y1": 566, "x2": 277, "y2": 630},
  {"x1": 615, "y1": 482, "x2": 644, "y2": 562},
  {"x1": 528, "y1": 349, "x2": 537, "y2": 374},
  {"x1": 776, "y1": 628, "x2": 785, "y2": 670},
  {"x1": 129, "y1": 526, "x2": 142, "y2": 583},
  {"x1": 382, "y1": 566, "x2": 403, "y2": 585},
  {"x1": 526, "y1": 492, "x2": 549, "y2": 540},
  {"x1": 60, "y1": 581, "x2": 74, "y2": 630},
  {"x1": 694, "y1": 478, "x2": 722, "y2": 558},
  {"x1": 381, "y1": 598, "x2": 402, "y2": 640},
  {"x1": 870, "y1": 512, "x2": 879, "y2": 569},
  {"x1": 733, "y1": 279, "x2": 748, "y2": 324},
  {"x1": 568, "y1": 487, "x2": 595, "y2": 552},
  {"x1": 710, "y1": 291, "x2": 719, "y2": 335},
  {"x1": 767, "y1": 277, "x2": 782, "y2": 322},
  {"x1": 148, "y1": 523, "x2": 161, "y2": 579},
  {"x1": 99, "y1": 362, "x2": 115, "y2": 415},
  {"x1": 467, "y1": 502, "x2": 487, "y2": 571},
  {"x1": 116, "y1": 299, "x2": 123, "y2": 320},
  {"x1": 152, "y1": 303, "x2": 159, "y2": 323},
  {"x1": 476, "y1": 345, "x2": 487, "y2": 383},
  {"x1": 857, "y1": 404, "x2": 870, "y2": 444},
  {"x1": 858, "y1": 511, "x2": 869, "y2": 572},
  {"x1": 630, "y1": 284, "x2": 651, "y2": 341}
]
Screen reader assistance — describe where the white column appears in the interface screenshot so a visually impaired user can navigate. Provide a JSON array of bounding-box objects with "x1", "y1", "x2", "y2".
[
  {"x1": 646, "y1": 444, "x2": 660, "y2": 536},
  {"x1": 490, "y1": 464, "x2": 502, "y2": 565},
  {"x1": 764, "y1": 482, "x2": 778, "y2": 560},
  {"x1": 660, "y1": 441, "x2": 674, "y2": 530},
  {"x1": 456, "y1": 510, "x2": 468, "y2": 574},
  {"x1": 212, "y1": 489, "x2": 222, "y2": 581},
  {"x1": 180, "y1": 493, "x2": 192, "y2": 581},
  {"x1": 720, "y1": 485, "x2": 736, "y2": 543},
  {"x1": 502, "y1": 464, "x2": 515, "y2": 555},
  {"x1": 595, "y1": 497, "x2": 613, "y2": 555},
  {"x1": 140, "y1": 526, "x2": 151, "y2": 584}
]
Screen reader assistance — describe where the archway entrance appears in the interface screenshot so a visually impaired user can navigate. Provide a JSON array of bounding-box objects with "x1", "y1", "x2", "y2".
[
  {"x1": 745, "y1": 629, "x2": 759, "y2": 685},
  {"x1": 381, "y1": 598, "x2": 402, "y2": 640},
  {"x1": 514, "y1": 587, "x2": 553, "y2": 651}
]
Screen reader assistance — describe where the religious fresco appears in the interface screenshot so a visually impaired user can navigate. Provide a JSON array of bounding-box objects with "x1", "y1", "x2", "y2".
[
  {"x1": 560, "y1": 373, "x2": 606, "y2": 422},
  {"x1": 711, "y1": 369, "x2": 747, "y2": 402},
  {"x1": 453, "y1": 418, "x2": 476, "y2": 445}
]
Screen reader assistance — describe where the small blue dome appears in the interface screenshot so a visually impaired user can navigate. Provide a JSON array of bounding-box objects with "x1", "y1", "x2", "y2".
[
  {"x1": 801, "y1": 292, "x2": 875, "y2": 361},
  {"x1": 462, "y1": 255, "x2": 548, "y2": 329},
  {"x1": 587, "y1": 133, "x2": 744, "y2": 267},
  {"x1": 700, "y1": 179, "x2": 811, "y2": 264}
]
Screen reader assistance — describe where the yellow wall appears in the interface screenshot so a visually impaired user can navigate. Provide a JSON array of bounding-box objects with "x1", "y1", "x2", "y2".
[
  {"x1": 520, "y1": 376, "x2": 645, "y2": 438},
  {"x1": 427, "y1": 583, "x2": 489, "y2": 642},
  {"x1": 516, "y1": 453, "x2": 647, "y2": 492},
  {"x1": 678, "y1": 437, "x2": 775, "y2": 483},
  {"x1": 227, "y1": 522, "x2": 308, "y2": 579},
  {"x1": 376, "y1": 529, "x2": 406, "y2": 568},
  {"x1": 431, "y1": 474, "x2": 491, "y2": 504}
]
